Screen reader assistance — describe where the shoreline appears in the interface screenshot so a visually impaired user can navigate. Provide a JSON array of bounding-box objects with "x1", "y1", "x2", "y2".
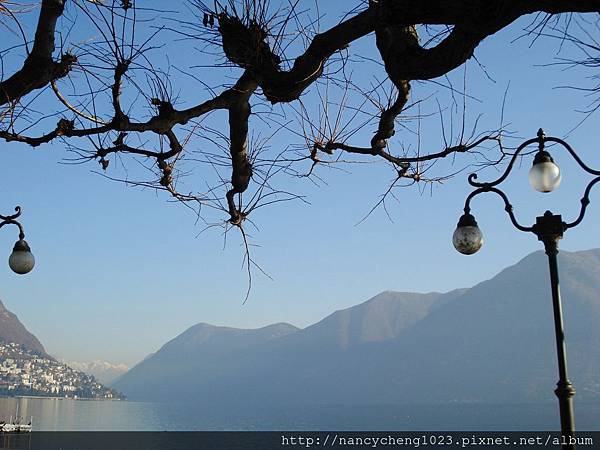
[{"x1": 1, "y1": 395, "x2": 123, "y2": 402}]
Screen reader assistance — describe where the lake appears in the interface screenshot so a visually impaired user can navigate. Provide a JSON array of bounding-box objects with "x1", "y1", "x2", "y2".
[{"x1": 1, "y1": 397, "x2": 599, "y2": 431}]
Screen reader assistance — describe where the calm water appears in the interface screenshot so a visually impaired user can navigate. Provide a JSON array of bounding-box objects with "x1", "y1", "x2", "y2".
[{"x1": 1, "y1": 397, "x2": 599, "y2": 431}]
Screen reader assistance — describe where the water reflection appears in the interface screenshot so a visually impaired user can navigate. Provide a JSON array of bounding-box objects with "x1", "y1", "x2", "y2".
[
  {"x1": 0, "y1": 397, "x2": 160, "y2": 431},
  {"x1": 1, "y1": 397, "x2": 600, "y2": 431}
]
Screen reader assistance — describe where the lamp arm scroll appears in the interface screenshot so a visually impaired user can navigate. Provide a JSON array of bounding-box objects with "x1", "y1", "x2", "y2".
[
  {"x1": 464, "y1": 187, "x2": 534, "y2": 233},
  {"x1": 544, "y1": 137, "x2": 600, "y2": 176},
  {"x1": 468, "y1": 136, "x2": 540, "y2": 188},
  {"x1": 565, "y1": 176, "x2": 600, "y2": 230},
  {"x1": 0, "y1": 206, "x2": 22, "y2": 222},
  {"x1": 0, "y1": 206, "x2": 25, "y2": 240}
]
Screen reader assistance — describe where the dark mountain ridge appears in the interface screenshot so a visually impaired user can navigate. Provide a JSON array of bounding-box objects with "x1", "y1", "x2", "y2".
[{"x1": 0, "y1": 299, "x2": 46, "y2": 356}]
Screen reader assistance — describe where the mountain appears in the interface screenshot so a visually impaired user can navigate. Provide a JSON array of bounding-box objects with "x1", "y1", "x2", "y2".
[
  {"x1": 0, "y1": 300, "x2": 124, "y2": 398},
  {"x1": 115, "y1": 322, "x2": 299, "y2": 399},
  {"x1": 114, "y1": 249, "x2": 600, "y2": 406},
  {"x1": 114, "y1": 290, "x2": 465, "y2": 401},
  {"x1": 63, "y1": 360, "x2": 129, "y2": 385},
  {"x1": 0, "y1": 299, "x2": 46, "y2": 355},
  {"x1": 280, "y1": 289, "x2": 466, "y2": 350}
]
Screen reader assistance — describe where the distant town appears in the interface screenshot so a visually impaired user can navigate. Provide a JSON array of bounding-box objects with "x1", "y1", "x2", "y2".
[{"x1": 0, "y1": 342, "x2": 124, "y2": 399}]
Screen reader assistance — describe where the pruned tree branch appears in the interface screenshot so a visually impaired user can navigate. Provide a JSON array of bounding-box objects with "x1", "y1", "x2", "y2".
[
  {"x1": 0, "y1": 0, "x2": 73, "y2": 105},
  {"x1": 0, "y1": 0, "x2": 598, "y2": 265}
]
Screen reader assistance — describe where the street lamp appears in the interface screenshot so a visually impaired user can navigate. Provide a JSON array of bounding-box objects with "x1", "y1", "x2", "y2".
[
  {"x1": 453, "y1": 129, "x2": 600, "y2": 450},
  {"x1": 0, "y1": 206, "x2": 35, "y2": 274}
]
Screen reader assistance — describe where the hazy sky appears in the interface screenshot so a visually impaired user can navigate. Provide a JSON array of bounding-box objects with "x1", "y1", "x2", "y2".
[{"x1": 2, "y1": 2, "x2": 600, "y2": 366}]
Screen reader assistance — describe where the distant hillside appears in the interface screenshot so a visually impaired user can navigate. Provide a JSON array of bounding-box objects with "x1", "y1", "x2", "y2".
[
  {"x1": 1, "y1": 342, "x2": 124, "y2": 399},
  {"x1": 63, "y1": 360, "x2": 129, "y2": 385},
  {"x1": 0, "y1": 299, "x2": 46, "y2": 356},
  {"x1": 0, "y1": 301, "x2": 123, "y2": 398},
  {"x1": 114, "y1": 249, "x2": 600, "y2": 406}
]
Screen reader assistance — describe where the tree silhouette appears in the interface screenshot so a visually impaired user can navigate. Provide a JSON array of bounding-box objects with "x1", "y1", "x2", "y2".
[{"x1": 0, "y1": 0, "x2": 598, "y2": 232}]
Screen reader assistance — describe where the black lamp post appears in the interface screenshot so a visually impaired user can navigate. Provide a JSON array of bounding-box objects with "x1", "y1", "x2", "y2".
[
  {"x1": 453, "y1": 129, "x2": 600, "y2": 450},
  {"x1": 0, "y1": 206, "x2": 35, "y2": 274}
]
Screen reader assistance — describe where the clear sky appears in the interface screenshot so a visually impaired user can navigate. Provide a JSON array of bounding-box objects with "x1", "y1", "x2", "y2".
[{"x1": 1, "y1": 2, "x2": 600, "y2": 366}]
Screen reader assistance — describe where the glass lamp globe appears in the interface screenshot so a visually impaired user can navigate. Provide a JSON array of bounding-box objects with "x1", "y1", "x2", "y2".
[
  {"x1": 453, "y1": 213, "x2": 483, "y2": 255},
  {"x1": 529, "y1": 151, "x2": 561, "y2": 193},
  {"x1": 9, "y1": 239, "x2": 35, "y2": 274}
]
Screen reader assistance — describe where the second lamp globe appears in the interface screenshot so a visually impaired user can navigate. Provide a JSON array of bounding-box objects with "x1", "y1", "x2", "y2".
[
  {"x1": 8, "y1": 239, "x2": 35, "y2": 275},
  {"x1": 452, "y1": 213, "x2": 483, "y2": 255},
  {"x1": 529, "y1": 151, "x2": 562, "y2": 193}
]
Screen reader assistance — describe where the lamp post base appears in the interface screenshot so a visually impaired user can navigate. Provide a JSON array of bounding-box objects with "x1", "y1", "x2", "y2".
[{"x1": 555, "y1": 381, "x2": 576, "y2": 450}]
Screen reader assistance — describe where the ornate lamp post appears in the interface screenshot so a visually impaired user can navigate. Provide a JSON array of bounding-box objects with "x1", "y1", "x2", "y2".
[
  {"x1": 0, "y1": 206, "x2": 35, "y2": 274},
  {"x1": 453, "y1": 129, "x2": 599, "y2": 450}
]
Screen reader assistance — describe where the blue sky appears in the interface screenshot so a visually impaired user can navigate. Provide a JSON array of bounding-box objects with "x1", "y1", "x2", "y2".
[{"x1": 1, "y1": 3, "x2": 600, "y2": 366}]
